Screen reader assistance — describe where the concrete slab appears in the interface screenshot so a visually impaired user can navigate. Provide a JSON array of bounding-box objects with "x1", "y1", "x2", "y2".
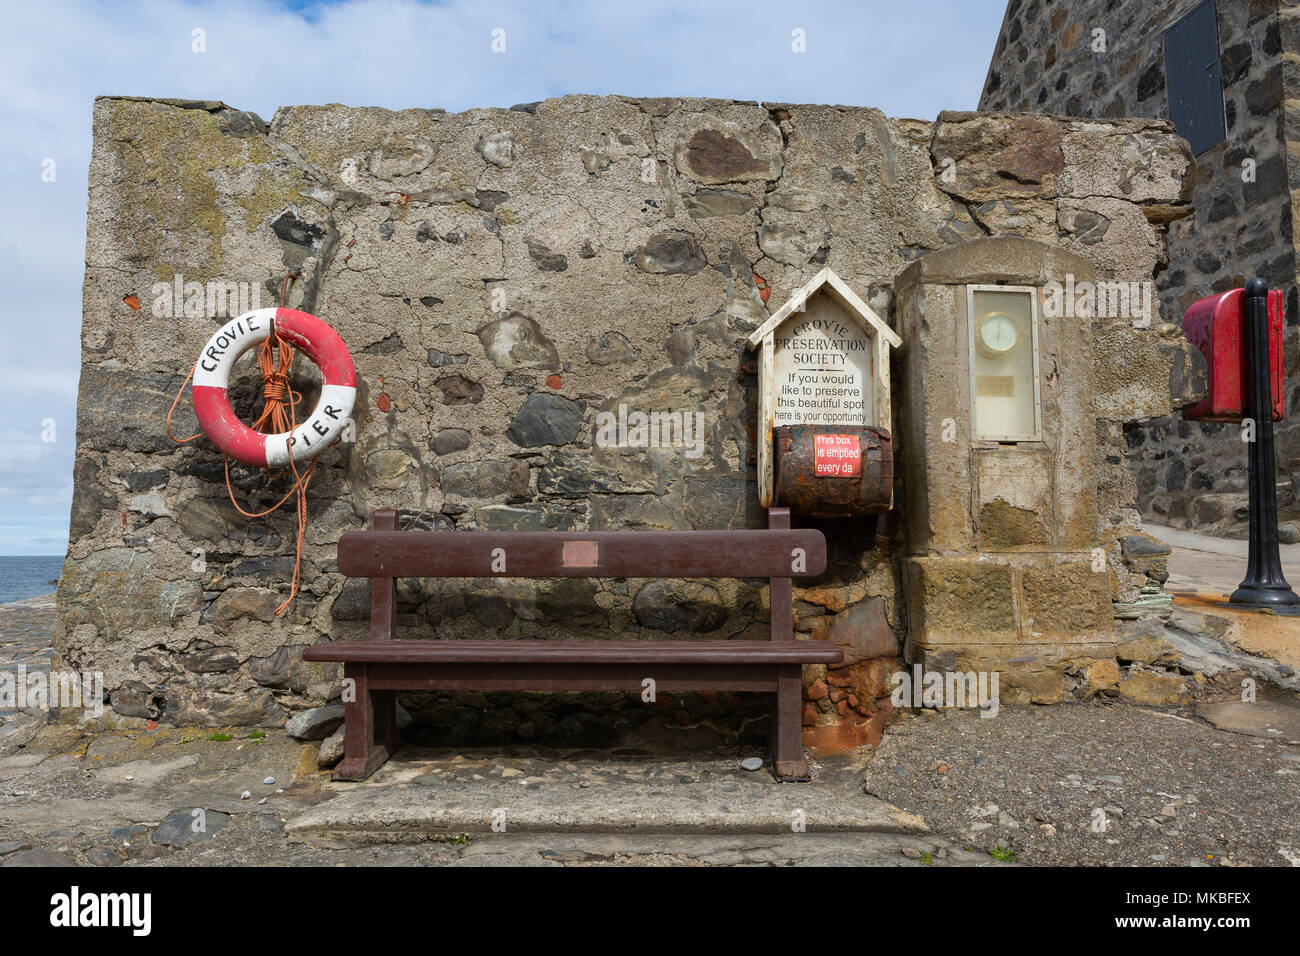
[
  {"x1": 285, "y1": 749, "x2": 927, "y2": 843},
  {"x1": 1196, "y1": 699, "x2": 1300, "y2": 745},
  {"x1": 440, "y1": 832, "x2": 1002, "y2": 867}
]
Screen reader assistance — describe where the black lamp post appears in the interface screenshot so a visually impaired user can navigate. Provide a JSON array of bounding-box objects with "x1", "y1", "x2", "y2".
[{"x1": 1228, "y1": 277, "x2": 1300, "y2": 610}]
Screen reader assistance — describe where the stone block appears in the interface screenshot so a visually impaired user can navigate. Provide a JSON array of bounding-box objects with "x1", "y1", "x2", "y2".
[
  {"x1": 201, "y1": 588, "x2": 283, "y2": 624},
  {"x1": 507, "y1": 394, "x2": 583, "y2": 447},
  {"x1": 1084, "y1": 658, "x2": 1120, "y2": 693},
  {"x1": 1021, "y1": 561, "x2": 1115, "y2": 639},
  {"x1": 931, "y1": 112, "x2": 1066, "y2": 202},
  {"x1": 60, "y1": 549, "x2": 202, "y2": 633},
  {"x1": 903, "y1": 557, "x2": 1019, "y2": 638},
  {"x1": 442, "y1": 459, "x2": 530, "y2": 500},
  {"x1": 1116, "y1": 667, "x2": 1190, "y2": 707},
  {"x1": 826, "y1": 598, "x2": 900, "y2": 666},
  {"x1": 839, "y1": 657, "x2": 899, "y2": 701}
]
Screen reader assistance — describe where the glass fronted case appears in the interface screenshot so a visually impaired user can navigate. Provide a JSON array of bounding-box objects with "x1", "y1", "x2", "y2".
[{"x1": 967, "y1": 285, "x2": 1041, "y2": 441}]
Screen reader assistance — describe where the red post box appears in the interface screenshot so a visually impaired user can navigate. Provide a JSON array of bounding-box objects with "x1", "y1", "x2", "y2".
[{"x1": 1182, "y1": 287, "x2": 1284, "y2": 422}]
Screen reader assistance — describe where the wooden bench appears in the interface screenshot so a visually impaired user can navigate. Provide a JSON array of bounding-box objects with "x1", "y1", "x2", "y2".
[{"x1": 303, "y1": 506, "x2": 841, "y2": 781}]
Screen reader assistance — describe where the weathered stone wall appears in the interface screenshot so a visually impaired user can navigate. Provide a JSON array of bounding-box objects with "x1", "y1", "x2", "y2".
[
  {"x1": 60, "y1": 95, "x2": 1190, "y2": 747},
  {"x1": 981, "y1": 0, "x2": 1300, "y2": 537}
]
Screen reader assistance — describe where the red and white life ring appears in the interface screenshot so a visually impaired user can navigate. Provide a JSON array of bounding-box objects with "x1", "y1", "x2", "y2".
[{"x1": 191, "y1": 307, "x2": 356, "y2": 468}]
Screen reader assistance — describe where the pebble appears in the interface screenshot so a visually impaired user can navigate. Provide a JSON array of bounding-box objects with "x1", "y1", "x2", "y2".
[
  {"x1": 740, "y1": 757, "x2": 764, "y2": 772},
  {"x1": 1160, "y1": 805, "x2": 1177, "y2": 818},
  {"x1": 263, "y1": 777, "x2": 275, "y2": 785},
  {"x1": 258, "y1": 797, "x2": 268, "y2": 805},
  {"x1": 240, "y1": 790, "x2": 251, "y2": 800}
]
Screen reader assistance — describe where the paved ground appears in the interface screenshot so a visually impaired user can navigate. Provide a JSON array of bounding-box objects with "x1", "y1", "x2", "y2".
[
  {"x1": 1150, "y1": 523, "x2": 1300, "y2": 593},
  {"x1": 865, "y1": 701, "x2": 1300, "y2": 867},
  {"x1": 0, "y1": 721, "x2": 995, "y2": 867},
  {"x1": 0, "y1": 595, "x2": 54, "y2": 751},
  {"x1": 2, "y1": 586, "x2": 1298, "y2": 867}
]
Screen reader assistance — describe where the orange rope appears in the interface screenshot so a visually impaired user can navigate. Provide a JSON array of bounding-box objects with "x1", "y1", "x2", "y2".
[
  {"x1": 165, "y1": 363, "x2": 202, "y2": 444},
  {"x1": 166, "y1": 273, "x2": 315, "y2": 615}
]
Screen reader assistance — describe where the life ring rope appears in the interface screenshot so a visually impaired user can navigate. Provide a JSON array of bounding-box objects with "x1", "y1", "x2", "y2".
[
  {"x1": 164, "y1": 278, "x2": 355, "y2": 615},
  {"x1": 189, "y1": 307, "x2": 356, "y2": 468}
]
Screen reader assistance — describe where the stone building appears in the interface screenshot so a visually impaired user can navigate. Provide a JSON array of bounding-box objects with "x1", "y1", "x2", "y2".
[
  {"x1": 980, "y1": 0, "x2": 1300, "y2": 537},
  {"x1": 59, "y1": 95, "x2": 1198, "y2": 753}
]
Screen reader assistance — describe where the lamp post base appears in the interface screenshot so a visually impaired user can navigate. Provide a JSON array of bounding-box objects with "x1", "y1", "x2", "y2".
[{"x1": 1228, "y1": 583, "x2": 1300, "y2": 610}]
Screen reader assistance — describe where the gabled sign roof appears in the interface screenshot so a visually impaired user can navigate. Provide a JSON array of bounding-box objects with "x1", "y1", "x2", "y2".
[{"x1": 745, "y1": 267, "x2": 902, "y2": 350}]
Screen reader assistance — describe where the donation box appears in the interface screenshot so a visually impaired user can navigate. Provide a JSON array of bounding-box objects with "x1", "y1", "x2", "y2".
[
  {"x1": 746, "y1": 268, "x2": 901, "y2": 518},
  {"x1": 1182, "y1": 287, "x2": 1284, "y2": 422}
]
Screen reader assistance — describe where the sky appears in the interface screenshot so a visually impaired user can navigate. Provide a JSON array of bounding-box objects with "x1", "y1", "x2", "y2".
[{"x1": 0, "y1": 0, "x2": 1008, "y2": 556}]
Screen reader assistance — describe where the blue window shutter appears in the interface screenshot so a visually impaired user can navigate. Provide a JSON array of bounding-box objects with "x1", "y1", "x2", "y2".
[{"x1": 1164, "y1": 0, "x2": 1227, "y2": 155}]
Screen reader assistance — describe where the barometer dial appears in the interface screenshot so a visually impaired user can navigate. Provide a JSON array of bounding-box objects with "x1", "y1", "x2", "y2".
[{"x1": 979, "y1": 312, "x2": 1019, "y2": 354}]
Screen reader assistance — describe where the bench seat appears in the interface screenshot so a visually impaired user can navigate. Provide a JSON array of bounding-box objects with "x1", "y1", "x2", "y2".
[
  {"x1": 312, "y1": 507, "x2": 836, "y2": 782},
  {"x1": 304, "y1": 639, "x2": 842, "y2": 665}
]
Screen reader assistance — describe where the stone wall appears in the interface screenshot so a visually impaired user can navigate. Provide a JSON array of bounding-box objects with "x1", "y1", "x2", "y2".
[
  {"x1": 980, "y1": 0, "x2": 1300, "y2": 537},
  {"x1": 60, "y1": 94, "x2": 1191, "y2": 748}
]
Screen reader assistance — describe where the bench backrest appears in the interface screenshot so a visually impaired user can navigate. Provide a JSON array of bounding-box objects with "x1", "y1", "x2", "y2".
[
  {"x1": 340, "y1": 509, "x2": 817, "y2": 642},
  {"x1": 338, "y1": 527, "x2": 826, "y2": 579},
  {"x1": 338, "y1": 506, "x2": 826, "y2": 580}
]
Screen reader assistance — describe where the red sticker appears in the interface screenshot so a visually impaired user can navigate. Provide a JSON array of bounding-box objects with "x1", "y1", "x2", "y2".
[{"x1": 814, "y1": 434, "x2": 860, "y2": 477}]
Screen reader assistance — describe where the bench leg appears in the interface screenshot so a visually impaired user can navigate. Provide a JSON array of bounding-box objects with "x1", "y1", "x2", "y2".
[
  {"x1": 772, "y1": 664, "x2": 810, "y2": 781},
  {"x1": 333, "y1": 663, "x2": 398, "y2": 782},
  {"x1": 767, "y1": 506, "x2": 810, "y2": 781},
  {"x1": 373, "y1": 689, "x2": 398, "y2": 752}
]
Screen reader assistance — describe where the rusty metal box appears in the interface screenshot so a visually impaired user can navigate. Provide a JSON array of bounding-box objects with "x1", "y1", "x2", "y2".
[
  {"x1": 1182, "y1": 287, "x2": 1284, "y2": 423},
  {"x1": 773, "y1": 424, "x2": 893, "y2": 518}
]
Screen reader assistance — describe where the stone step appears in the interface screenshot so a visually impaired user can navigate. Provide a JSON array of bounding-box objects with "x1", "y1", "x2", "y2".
[{"x1": 284, "y1": 753, "x2": 927, "y2": 845}]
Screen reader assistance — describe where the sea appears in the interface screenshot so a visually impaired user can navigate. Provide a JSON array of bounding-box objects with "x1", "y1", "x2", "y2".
[{"x1": 0, "y1": 556, "x2": 65, "y2": 605}]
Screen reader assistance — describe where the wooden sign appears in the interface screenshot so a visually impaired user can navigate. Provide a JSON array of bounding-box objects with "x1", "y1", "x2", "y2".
[
  {"x1": 746, "y1": 268, "x2": 901, "y2": 508},
  {"x1": 772, "y1": 306, "x2": 874, "y2": 428}
]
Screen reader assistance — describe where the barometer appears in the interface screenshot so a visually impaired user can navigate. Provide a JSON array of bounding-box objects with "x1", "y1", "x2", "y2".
[{"x1": 978, "y1": 312, "x2": 1019, "y2": 355}]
